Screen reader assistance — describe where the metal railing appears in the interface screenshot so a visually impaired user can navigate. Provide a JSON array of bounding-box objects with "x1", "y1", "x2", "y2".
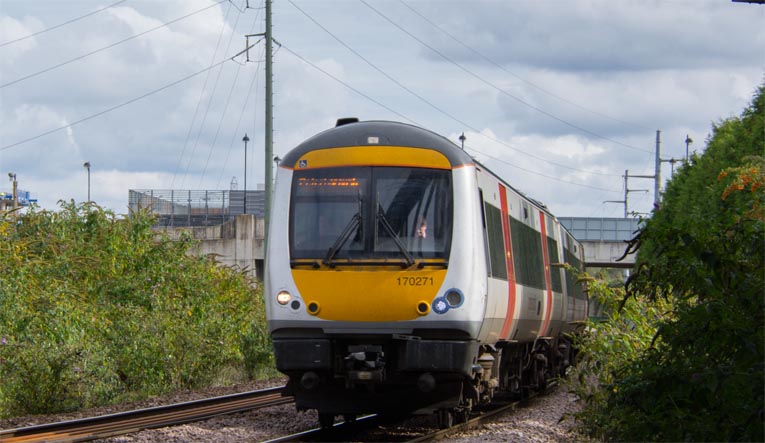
[{"x1": 129, "y1": 189, "x2": 264, "y2": 227}]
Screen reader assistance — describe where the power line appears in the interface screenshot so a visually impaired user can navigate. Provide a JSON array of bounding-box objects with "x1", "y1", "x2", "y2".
[
  {"x1": 170, "y1": 0, "x2": 235, "y2": 189},
  {"x1": 1, "y1": 58, "x2": 232, "y2": 152},
  {"x1": 0, "y1": 0, "x2": 227, "y2": 89},
  {"x1": 360, "y1": 0, "x2": 654, "y2": 155},
  {"x1": 217, "y1": 43, "x2": 263, "y2": 189},
  {"x1": 286, "y1": 0, "x2": 619, "y2": 178},
  {"x1": 279, "y1": 44, "x2": 420, "y2": 125},
  {"x1": 0, "y1": 0, "x2": 129, "y2": 48},
  {"x1": 179, "y1": 1, "x2": 241, "y2": 188},
  {"x1": 197, "y1": 3, "x2": 263, "y2": 188},
  {"x1": 397, "y1": 0, "x2": 653, "y2": 132},
  {"x1": 279, "y1": 43, "x2": 620, "y2": 191},
  {"x1": 466, "y1": 145, "x2": 621, "y2": 193},
  {"x1": 196, "y1": 7, "x2": 248, "y2": 188}
]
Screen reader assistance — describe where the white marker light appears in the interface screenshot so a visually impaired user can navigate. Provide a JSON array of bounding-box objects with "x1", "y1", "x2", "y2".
[{"x1": 276, "y1": 291, "x2": 292, "y2": 305}]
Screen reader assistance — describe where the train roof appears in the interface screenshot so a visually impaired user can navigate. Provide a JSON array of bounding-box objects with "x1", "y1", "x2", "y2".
[
  {"x1": 281, "y1": 119, "x2": 570, "y2": 235},
  {"x1": 280, "y1": 120, "x2": 474, "y2": 169}
]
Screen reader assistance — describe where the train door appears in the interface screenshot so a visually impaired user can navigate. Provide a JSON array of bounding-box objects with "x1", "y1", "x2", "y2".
[{"x1": 475, "y1": 170, "x2": 513, "y2": 344}]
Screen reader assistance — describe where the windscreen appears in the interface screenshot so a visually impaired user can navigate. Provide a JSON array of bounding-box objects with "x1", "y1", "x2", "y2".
[{"x1": 290, "y1": 166, "x2": 452, "y2": 261}]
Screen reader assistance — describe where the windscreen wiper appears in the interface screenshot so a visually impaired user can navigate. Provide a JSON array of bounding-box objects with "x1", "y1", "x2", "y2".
[
  {"x1": 323, "y1": 193, "x2": 363, "y2": 266},
  {"x1": 377, "y1": 203, "x2": 415, "y2": 268}
]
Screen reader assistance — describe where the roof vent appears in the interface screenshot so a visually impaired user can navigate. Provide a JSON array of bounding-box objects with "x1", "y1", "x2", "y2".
[{"x1": 335, "y1": 117, "x2": 359, "y2": 127}]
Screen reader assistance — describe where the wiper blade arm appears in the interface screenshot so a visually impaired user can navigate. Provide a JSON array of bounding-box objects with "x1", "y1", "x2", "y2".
[
  {"x1": 323, "y1": 213, "x2": 361, "y2": 266},
  {"x1": 377, "y1": 204, "x2": 415, "y2": 267}
]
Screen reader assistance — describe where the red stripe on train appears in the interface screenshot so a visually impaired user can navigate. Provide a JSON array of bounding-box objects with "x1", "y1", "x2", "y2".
[
  {"x1": 539, "y1": 212, "x2": 554, "y2": 337},
  {"x1": 498, "y1": 185, "x2": 516, "y2": 339}
]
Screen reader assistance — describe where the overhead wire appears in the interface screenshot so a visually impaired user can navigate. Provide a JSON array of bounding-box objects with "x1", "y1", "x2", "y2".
[
  {"x1": 195, "y1": 6, "x2": 250, "y2": 189},
  {"x1": 179, "y1": 12, "x2": 239, "y2": 188},
  {"x1": 0, "y1": 0, "x2": 227, "y2": 89},
  {"x1": 286, "y1": 0, "x2": 620, "y2": 178},
  {"x1": 279, "y1": 44, "x2": 420, "y2": 125},
  {"x1": 216, "y1": 43, "x2": 263, "y2": 189},
  {"x1": 170, "y1": 0, "x2": 235, "y2": 189},
  {"x1": 0, "y1": 0, "x2": 129, "y2": 48},
  {"x1": 398, "y1": 0, "x2": 653, "y2": 132},
  {"x1": 279, "y1": 42, "x2": 620, "y2": 193},
  {"x1": 359, "y1": 0, "x2": 654, "y2": 155},
  {"x1": 465, "y1": 145, "x2": 620, "y2": 193},
  {"x1": 1, "y1": 56, "x2": 234, "y2": 152}
]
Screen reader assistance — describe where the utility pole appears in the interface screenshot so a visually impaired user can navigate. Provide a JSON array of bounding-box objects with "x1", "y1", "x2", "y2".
[
  {"x1": 607, "y1": 131, "x2": 665, "y2": 216},
  {"x1": 8, "y1": 173, "x2": 18, "y2": 210},
  {"x1": 243, "y1": 133, "x2": 249, "y2": 214},
  {"x1": 243, "y1": 0, "x2": 274, "y2": 254},
  {"x1": 264, "y1": 0, "x2": 273, "y2": 250},
  {"x1": 654, "y1": 130, "x2": 661, "y2": 207},
  {"x1": 604, "y1": 170, "x2": 648, "y2": 218},
  {"x1": 83, "y1": 162, "x2": 91, "y2": 202}
]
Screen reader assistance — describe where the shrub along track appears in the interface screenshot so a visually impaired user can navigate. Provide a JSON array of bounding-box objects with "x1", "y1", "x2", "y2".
[{"x1": 0, "y1": 386, "x2": 290, "y2": 443}]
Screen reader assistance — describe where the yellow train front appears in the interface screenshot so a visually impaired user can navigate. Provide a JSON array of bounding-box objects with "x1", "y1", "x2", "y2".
[{"x1": 265, "y1": 119, "x2": 587, "y2": 428}]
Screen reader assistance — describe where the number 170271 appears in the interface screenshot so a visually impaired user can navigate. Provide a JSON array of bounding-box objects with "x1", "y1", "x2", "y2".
[{"x1": 396, "y1": 276, "x2": 434, "y2": 286}]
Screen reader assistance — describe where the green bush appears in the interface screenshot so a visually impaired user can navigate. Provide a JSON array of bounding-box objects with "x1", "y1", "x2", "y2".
[
  {"x1": 567, "y1": 271, "x2": 675, "y2": 440},
  {"x1": 571, "y1": 84, "x2": 764, "y2": 441},
  {"x1": 0, "y1": 202, "x2": 274, "y2": 417}
]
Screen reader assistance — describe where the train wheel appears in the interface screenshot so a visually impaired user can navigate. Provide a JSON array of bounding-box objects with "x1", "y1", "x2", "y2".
[
  {"x1": 455, "y1": 408, "x2": 470, "y2": 424},
  {"x1": 318, "y1": 412, "x2": 335, "y2": 429},
  {"x1": 436, "y1": 409, "x2": 454, "y2": 429}
]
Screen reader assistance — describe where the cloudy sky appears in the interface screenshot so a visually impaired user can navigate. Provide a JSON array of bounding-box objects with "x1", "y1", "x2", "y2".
[{"x1": 1, "y1": 0, "x2": 763, "y2": 219}]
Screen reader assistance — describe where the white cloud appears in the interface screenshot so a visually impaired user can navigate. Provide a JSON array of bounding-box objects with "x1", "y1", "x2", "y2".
[
  {"x1": 0, "y1": 14, "x2": 41, "y2": 66},
  {"x1": 0, "y1": 0, "x2": 761, "y2": 220}
]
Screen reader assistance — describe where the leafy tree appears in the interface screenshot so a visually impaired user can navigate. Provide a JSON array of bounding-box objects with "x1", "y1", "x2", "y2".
[
  {"x1": 0, "y1": 203, "x2": 274, "y2": 417},
  {"x1": 576, "y1": 84, "x2": 764, "y2": 441}
]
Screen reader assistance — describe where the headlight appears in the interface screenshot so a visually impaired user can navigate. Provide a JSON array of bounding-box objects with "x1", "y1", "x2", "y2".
[
  {"x1": 432, "y1": 289, "x2": 464, "y2": 315},
  {"x1": 276, "y1": 290, "x2": 292, "y2": 305},
  {"x1": 445, "y1": 289, "x2": 464, "y2": 308}
]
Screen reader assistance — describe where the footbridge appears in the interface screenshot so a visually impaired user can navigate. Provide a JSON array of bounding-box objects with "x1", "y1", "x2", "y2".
[{"x1": 558, "y1": 217, "x2": 643, "y2": 269}]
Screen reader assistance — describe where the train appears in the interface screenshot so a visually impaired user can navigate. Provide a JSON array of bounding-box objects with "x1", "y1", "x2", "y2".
[{"x1": 264, "y1": 119, "x2": 587, "y2": 428}]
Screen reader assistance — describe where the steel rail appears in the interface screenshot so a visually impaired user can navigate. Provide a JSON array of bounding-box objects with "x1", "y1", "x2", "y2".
[
  {"x1": 261, "y1": 381, "x2": 561, "y2": 443},
  {"x1": 261, "y1": 415, "x2": 379, "y2": 443},
  {"x1": 407, "y1": 381, "x2": 560, "y2": 442},
  {"x1": 0, "y1": 386, "x2": 291, "y2": 443}
]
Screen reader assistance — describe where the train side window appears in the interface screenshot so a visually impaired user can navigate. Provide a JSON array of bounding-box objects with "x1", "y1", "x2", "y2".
[
  {"x1": 564, "y1": 242, "x2": 585, "y2": 300},
  {"x1": 479, "y1": 189, "x2": 487, "y2": 228},
  {"x1": 479, "y1": 189, "x2": 491, "y2": 277},
  {"x1": 484, "y1": 203, "x2": 507, "y2": 280},
  {"x1": 547, "y1": 238, "x2": 562, "y2": 292},
  {"x1": 510, "y1": 216, "x2": 544, "y2": 290}
]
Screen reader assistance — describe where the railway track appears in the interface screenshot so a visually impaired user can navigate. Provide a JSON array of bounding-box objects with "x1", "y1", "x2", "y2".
[
  {"x1": 0, "y1": 386, "x2": 291, "y2": 443},
  {"x1": 265, "y1": 382, "x2": 559, "y2": 442}
]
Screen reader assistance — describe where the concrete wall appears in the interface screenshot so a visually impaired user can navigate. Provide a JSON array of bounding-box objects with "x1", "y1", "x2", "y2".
[
  {"x1": 581, "y1": 240, "x2": 635, "y2": 268},
  {"x1": 160, "y1": 214, "x2": 265, "y2": 281}
]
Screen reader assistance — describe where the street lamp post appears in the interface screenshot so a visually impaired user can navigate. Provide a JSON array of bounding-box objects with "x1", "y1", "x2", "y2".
[
  {"x1": 459, "y1": 132, "x2": 466, "y2": 150},
  {"x1": 8, "y1": 172, "x2": 17, "y2": 210},
  {"x1": 83, "y1": 162, "x2": 91, "y2": 202},
  {"x1": 684, "y1": 135, "x2": 693, "y2": 163},
  {"x1": 242, "y1": 134, "x2": 249, "y2": 214}
]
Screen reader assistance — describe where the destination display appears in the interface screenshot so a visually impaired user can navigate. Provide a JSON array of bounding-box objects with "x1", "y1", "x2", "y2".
[{"x1": 295, "y1": 177, "x2": 361, "y2": 195}]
